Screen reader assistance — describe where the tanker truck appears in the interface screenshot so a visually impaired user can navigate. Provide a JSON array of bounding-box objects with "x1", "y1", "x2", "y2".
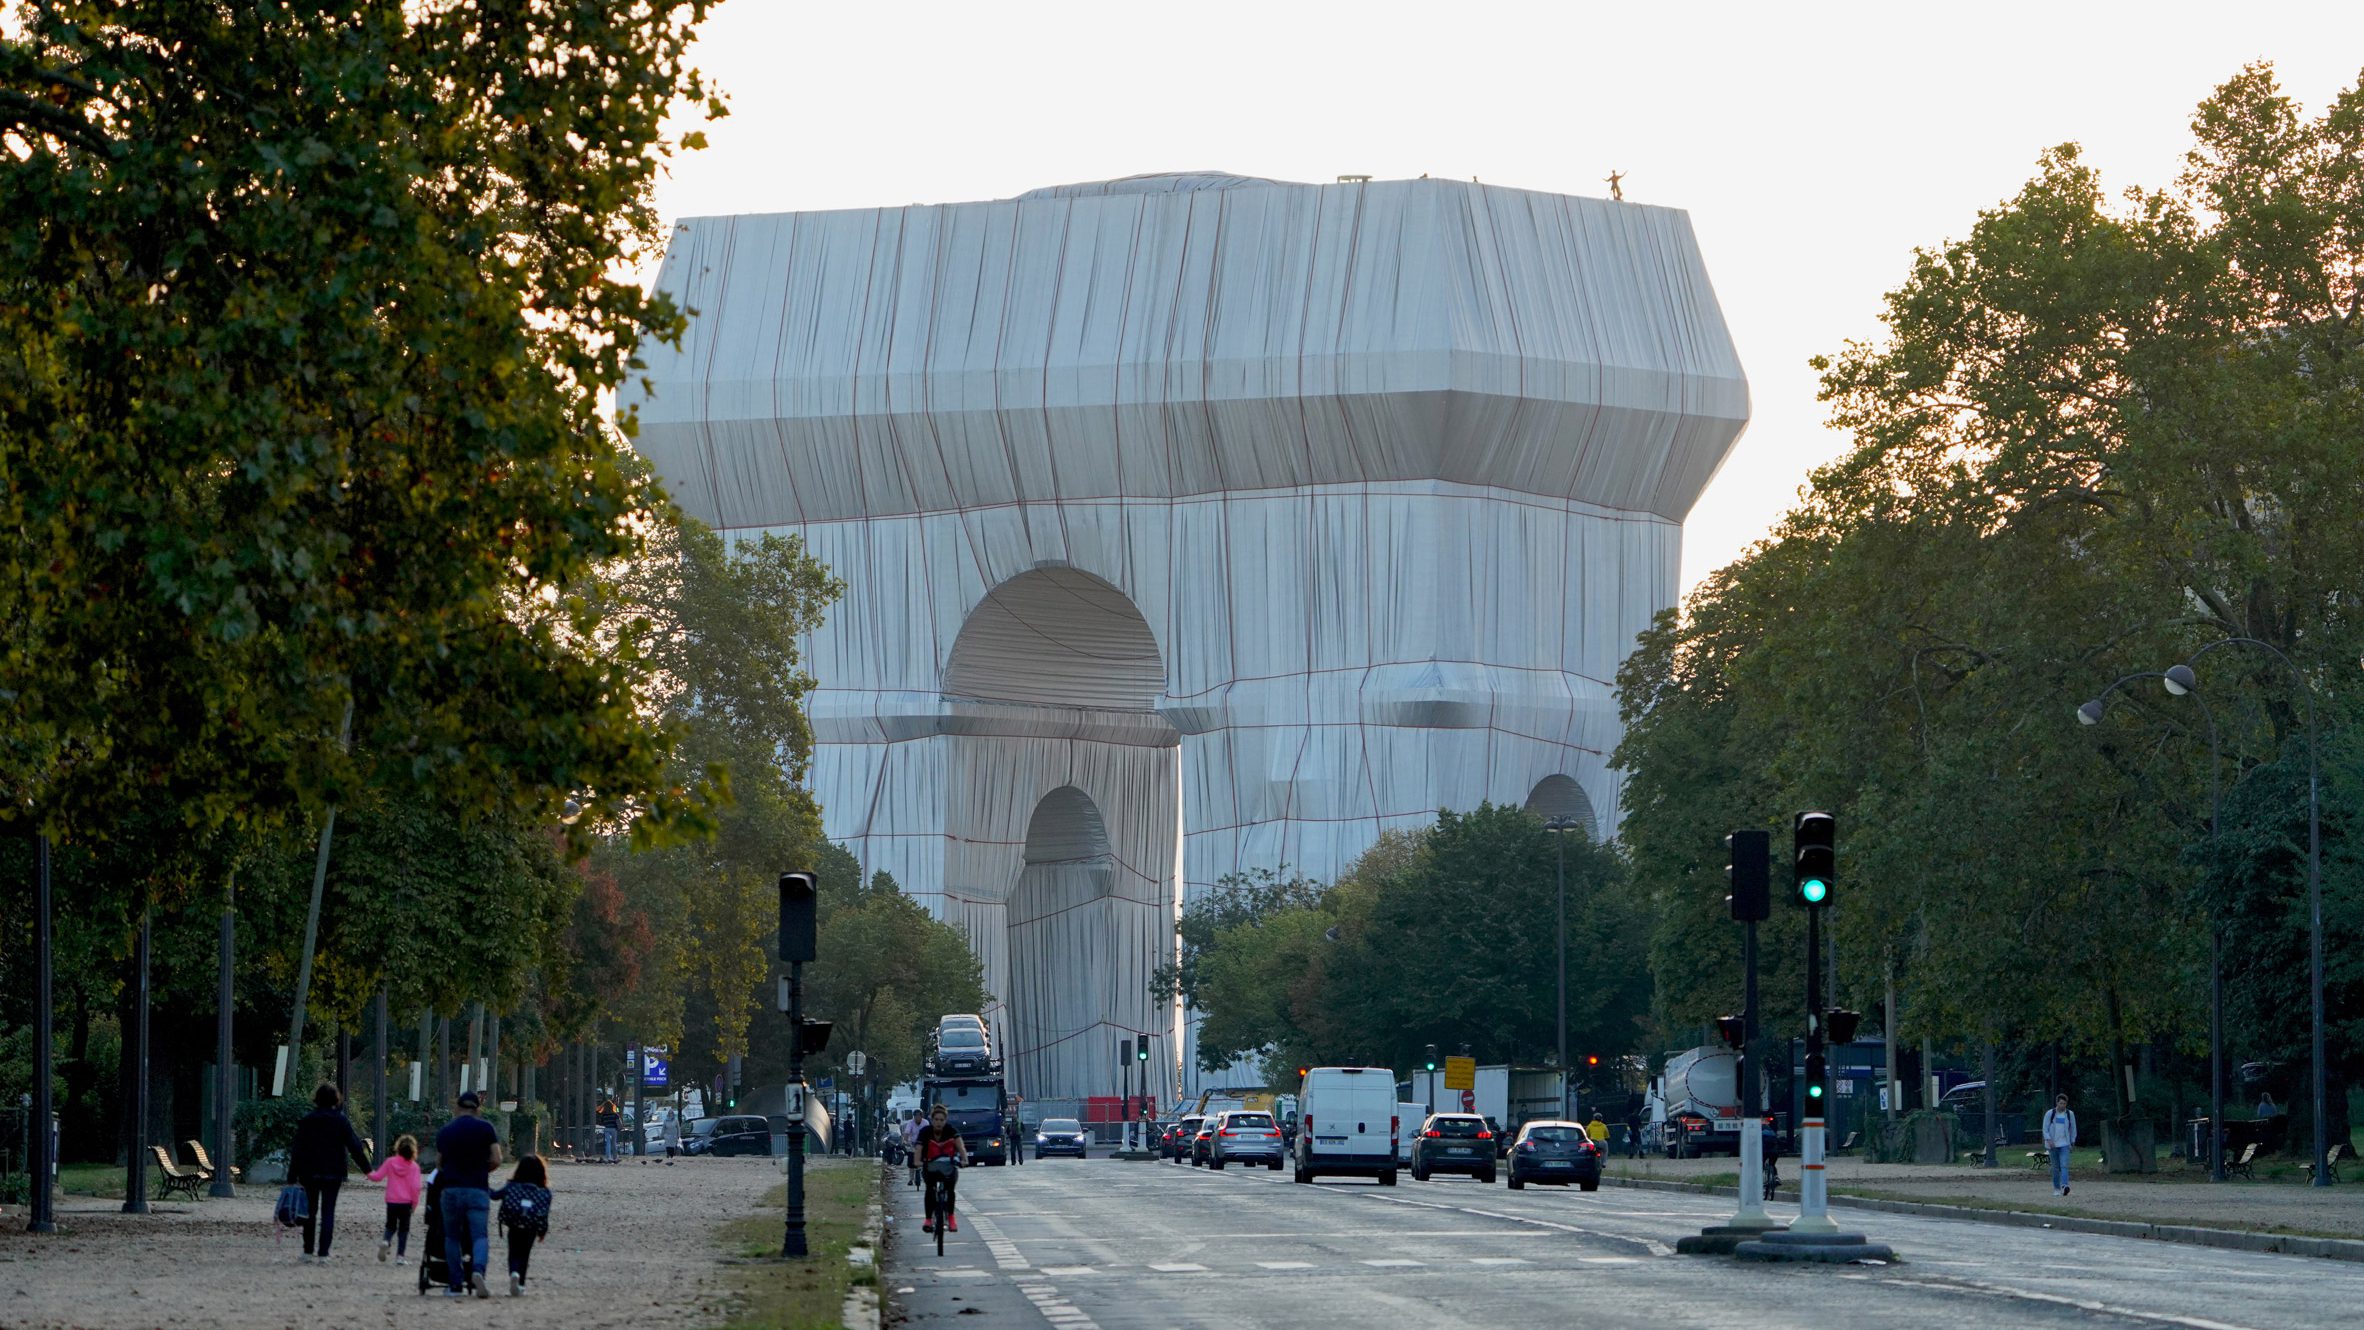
[{"x1": 1647, "y1": 1047, "x2": 1746, "y2": 1159}]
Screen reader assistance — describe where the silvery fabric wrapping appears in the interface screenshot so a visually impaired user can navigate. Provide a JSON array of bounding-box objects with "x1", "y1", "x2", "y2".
[{"x1": 628, "y1": 175, "x2": 1748, "y2": 1099}]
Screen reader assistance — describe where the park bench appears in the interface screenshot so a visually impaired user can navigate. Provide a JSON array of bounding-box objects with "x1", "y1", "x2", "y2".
[
  {"x1": 1834, "y1": 1131, "x2": 1860, "y2": 1154},
  {"x1": 2026, "y1": 1147, "x2": 2048, "y2": 1170},
  {"x1": 2299, "y1": 1142, "x2": 2346, "y2": 1184},
  {"x1": 2227, "y1": 1142, "x2": 2260, "y2": 1180},
  {"x1": 149, "y1": 1145, "x2": 205, "y2": 1200},
  {"x1": 183, "y1": 1139, "x2": 239, "y2": 1183}
]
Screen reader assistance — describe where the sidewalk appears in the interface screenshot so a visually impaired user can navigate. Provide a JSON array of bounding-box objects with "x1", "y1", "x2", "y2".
[{"x1": 1606, "y1": 1150, "x2": 2364, "y2": 1239}]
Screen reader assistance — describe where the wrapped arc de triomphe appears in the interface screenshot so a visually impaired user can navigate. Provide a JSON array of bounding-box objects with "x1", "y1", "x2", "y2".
[{"x1": 627, "y1": 173, "x2": 1748, "y2": 1102}]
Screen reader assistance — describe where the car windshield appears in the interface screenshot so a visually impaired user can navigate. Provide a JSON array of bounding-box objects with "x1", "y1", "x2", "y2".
[
  {"x1": 1524, "y1": 1126, "x2": 1584, "y2": 1144},
  {"x1": 690, "y1": 1120, "x2": 718, "y2": 1137},
  {"x1": 940, "y1": 1028, "x2": 985, "y2": 1048},
  {"x1": 932, "y1": 1083, "x2": 999, "y2": 1114},
  {"x1": 1042, "y1": 1118, "x2": 1081, "y2": 1133},
  {"x1": 1227, "y1": 1113, "x2": 1274, "y2": 1128},
  {"x1": 1428, "y1": 1116, "x2": 1485, "y2": 1136}
]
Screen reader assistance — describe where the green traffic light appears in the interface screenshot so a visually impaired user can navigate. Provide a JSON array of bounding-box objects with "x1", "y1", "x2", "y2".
[
  {"x1": 1807, "y1": 1084, "x2": 1825, "y2": 1099},
  {"x1": 1801, "y1": 877, "x2": 1829, "y2": 904}
]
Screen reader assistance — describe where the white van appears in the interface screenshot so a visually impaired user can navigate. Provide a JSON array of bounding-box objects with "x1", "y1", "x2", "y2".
[{"x1": 1293, "y1": 1067, "x2": 1400, "y2": 1185}]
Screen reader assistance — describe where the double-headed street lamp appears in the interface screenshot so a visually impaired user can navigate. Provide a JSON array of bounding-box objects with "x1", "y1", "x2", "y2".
[
  {"x1": 2082, "y1": 637, "x2": 2328, "y2": 1188},
  {"x1": 2078, "y1": 671, "x2": 2222, "y2": 1181}
]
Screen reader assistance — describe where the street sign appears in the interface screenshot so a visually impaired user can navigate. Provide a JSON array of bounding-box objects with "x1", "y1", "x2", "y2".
[
  {"x1": 640, "y1": 1047, "x2": 670, "y2": 1090},
  {"x1": 1443, "y1": 1056, "x2": 1476, "y2": 1091},
  {"x1": 784, "y1": 1082, "x2": 807, "y2": 1122},
  {"x1": 1460, "y1": 1088, "x2": 1477, "y2": 1113},
  {"x1": 846, "y1": 1051, "x2": 867, "y2": 1077}
]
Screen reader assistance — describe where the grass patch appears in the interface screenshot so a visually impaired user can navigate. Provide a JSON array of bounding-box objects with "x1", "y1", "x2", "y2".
[
  {"x1": 712, "y1": 1157, "x2": 881, "y2": 1330},
  {"x1": 58, "y1": 1163, "x2": 126, "y2": 1199}
]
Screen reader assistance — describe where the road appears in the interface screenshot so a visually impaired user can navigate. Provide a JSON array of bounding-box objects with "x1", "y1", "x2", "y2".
[{"x1": 886, "y1": 1155, "x2": 2364, "y2": 1329}]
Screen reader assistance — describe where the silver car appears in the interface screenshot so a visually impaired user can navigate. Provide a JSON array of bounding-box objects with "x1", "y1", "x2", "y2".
[{"x1": 1207, "y1": 1110, "x2": 1286, "y2": 1170}]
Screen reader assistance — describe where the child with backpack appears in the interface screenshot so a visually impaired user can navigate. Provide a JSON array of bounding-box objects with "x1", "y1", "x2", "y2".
[
  {"x1": 370, "y1": 1135, "x2": 423, "y2": 1264},
  {"x1": 491, "y1": 1155, "x2": 553, "y2": 1296}
]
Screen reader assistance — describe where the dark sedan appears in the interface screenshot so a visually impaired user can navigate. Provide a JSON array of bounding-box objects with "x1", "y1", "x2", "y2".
[
  {"x1": 1165, "y1": 1116, "x2": 1204, "y2": 1162},
  {"x1": 1190, "y1": 1118, "x2": 1218, "y2": 1167},
  {"x1": 1410, "y1": 1113, "x2": 1497, "y2": 1182},
  {"x1": 1034, "y1": 1117, "x2": 1088, "y2": 1158},
  {"x1": 1506, "y1": 1120, "x2": 1601, "y2": 1190}
]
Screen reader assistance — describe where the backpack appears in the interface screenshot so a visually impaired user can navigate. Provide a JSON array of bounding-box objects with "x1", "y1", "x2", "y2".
[
  {"x1": 498, "y1": 1182, "x2": 551, "y2": 1237},
  {"x1": 274, "y1": 1184, "x2": 311, "y2": 1228}
]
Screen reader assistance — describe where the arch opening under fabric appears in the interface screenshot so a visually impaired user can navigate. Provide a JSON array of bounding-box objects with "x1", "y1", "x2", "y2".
[
  {"x1": 944, "y1": 566, "x2": 1164, "y2": 712},
  {"x1": 1525, "y1": 774, "x2": 1598, "y2": 838},
  {"x1": 1006, "y1": 785, "x2": 1120, "y2": 1102}
]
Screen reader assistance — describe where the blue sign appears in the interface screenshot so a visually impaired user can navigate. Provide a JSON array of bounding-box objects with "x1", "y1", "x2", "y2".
[
  {"x1": 640, "y1": 1047, "x2": 670, "y2": 1090},
  {"x1": 817, "y1": 1077, "x2": 834, "y2": 1091}
]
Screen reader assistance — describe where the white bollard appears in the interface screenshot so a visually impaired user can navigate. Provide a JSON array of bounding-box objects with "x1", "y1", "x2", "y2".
[
  {"x1": 1730, "y1": 1115, "x2": 1776, "y2": 1230},
  {"x1": 1791, "y1": 1116, "x2": 1838, "y2": 1234}
]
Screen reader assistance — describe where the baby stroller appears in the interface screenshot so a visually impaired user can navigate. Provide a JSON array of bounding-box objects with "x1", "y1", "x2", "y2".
[{"x1": 415, "y1": 1173, "x2": 450, "y2": 1295}]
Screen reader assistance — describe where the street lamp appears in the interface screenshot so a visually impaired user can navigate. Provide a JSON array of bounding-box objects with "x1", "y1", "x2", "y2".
[
  {"x1": 1543, "y1": 815, "x2": 1583, "y2": 1113},
  {"x1": 2163, "y1": 640, "x2": 2328, "y2": 1188},
  {"x1": 2078, "y1": 670, "x2": 2223, "y2": 1181}
]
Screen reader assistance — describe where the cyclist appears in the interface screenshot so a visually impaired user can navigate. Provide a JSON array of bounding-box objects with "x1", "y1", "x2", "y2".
[{"x1": 916, "y1": 1104, "x2": 970, "y2": 1235}]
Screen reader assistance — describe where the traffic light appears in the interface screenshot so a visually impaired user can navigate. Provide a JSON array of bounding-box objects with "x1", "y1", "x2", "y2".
[
  {"x1": 1804, "y1": 1050, "x2": 1828, "y2": 1102},
  {"x1": 1825, "y1": 1008, "x2": 1862, "y2": 1044},
  {"x1": 1423, "y1": 1044, "x2": 1438, "y2": 1073},
  {"x1": 1136, "y1": 1040, "x2": 1150, "y2": 1062},
  {"x1": 1118, "y1": 1037, "x2": 1133, "y2": 1065},
  {"x1": 1792, "y1": 812, "x2": 1835, "y2": 908},
  {"x1": 796, "y1": 1017, "x2": 834, "y2": 1056},
  {"x1": 1585, "y1": 1054, "x2": 1601, "y2": 1069},
  {"x1": 778, "y1": 871, "x2": 819, "y2": 962},
  {"x1": 1714, "y1": 1016, "x2": 1747, "y2": 1051},
  {"x1": 1725, "y1": 828, "x2": 1770, "y2": 922}
]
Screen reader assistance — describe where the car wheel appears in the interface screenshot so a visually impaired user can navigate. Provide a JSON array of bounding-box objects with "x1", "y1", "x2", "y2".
[
  {"x1": 1580, "y1": 1180, "x2": 1599, "y2": 1192},
  {"x1": 1268, "y1": 1159, "x2": 1281, "y2": 1171},
  {"x1": 1412, "y1": 1164, "x2": 1427, "y2": 1182},
  {"x1": 1294, "y1": 1164, "x2": 1312, "y2": 1184},
  {"x1": 1211, "y1": 1158, "x2": 1224, "y2": 1170},
  {"x1": 1481, "y1": 1169, "x2": 1497, "y2": 1185},
  {"x1": 1507, "y1": 1173, "x2": 1524, "y2": 1190},
  {"x1": 1379, "y1": 1169, "x2": 1397, "y2": 1187}
]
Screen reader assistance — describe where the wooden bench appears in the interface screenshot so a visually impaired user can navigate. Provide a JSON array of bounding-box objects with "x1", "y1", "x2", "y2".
[
  {"x1": 1833, "y1": 1131, "x2": 1860, "y2": 1154},
  {"x1": 2026, "y1": 1147, "x2": 2049, "y2": 1170},
  {"x1": 2225, "y1": 1141, "x2": 2260, "y2": 1180},
  {"x1": 2299, "y1": 1142, "x2": 2346, "y2": 1184},
  {"x1": 149, "y1": 1145, "x2": 205, "y2": 1200},
  {"x1": 183, "y1": 1139, "x2": 239, "y2": 1183}
]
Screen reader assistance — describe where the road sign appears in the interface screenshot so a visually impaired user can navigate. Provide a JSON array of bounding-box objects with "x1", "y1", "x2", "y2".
[
  {"x1": 1460, "y1": 1088, "x2": 1476, "y2": 1113},
  {"x1": 640, "y1": 1047, "x2": 670, "y2": 1090},
  {"x1": 1443, "y1": 1056, "x2": 1476, "y2": 1091},
  {"x1": 784, "y1": 1082, "x2": 807, "y2": 1122},
  {"x1": 846, "y1": 1051, "x2": 867, "y2": 1077}
]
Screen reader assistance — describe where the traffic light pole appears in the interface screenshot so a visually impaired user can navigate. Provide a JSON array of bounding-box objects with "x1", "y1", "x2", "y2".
[
  {"x1": 1794, "y1": 904, "x2": 1836, "y2": 1235},
  {"x1": 1730, "y1": 917, "x2": 1774, "y2": 1231},
  {"x1": 783, "y1": 961, "x2": 806, "y2": 1257}
]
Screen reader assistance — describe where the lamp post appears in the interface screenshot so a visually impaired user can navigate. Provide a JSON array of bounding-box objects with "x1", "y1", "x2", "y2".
[
  {"x1": 2163, "y1": 640, "x2": 2327, "y2": 1187},
  {"x1": 1543, "y1": 815, "x2": 1582, "y2": 1116},
  {"x1": 2079, "y1": 670, "x2": 2222, "y2": 1180}
]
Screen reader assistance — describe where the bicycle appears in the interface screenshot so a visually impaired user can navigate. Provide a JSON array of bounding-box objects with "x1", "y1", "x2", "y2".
[
  {"x1": 1763, "y1": 1156, "x2": 1781, "y2": 1202},
  {"x1": 922, "y1": 1157, "x2": 960, "y2": 1256}
]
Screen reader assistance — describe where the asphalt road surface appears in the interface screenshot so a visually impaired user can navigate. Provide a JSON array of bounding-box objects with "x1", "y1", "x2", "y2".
[{"x1": 886, "y1": 1155, "x2": 2364, "y2": 1330}]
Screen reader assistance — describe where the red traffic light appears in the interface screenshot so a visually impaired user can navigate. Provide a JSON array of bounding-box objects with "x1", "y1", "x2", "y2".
[
  {"x1": 1585, "y1": 1054, "x2": 1600, "y2": 1067},
  {"x1": 1714, "y1": 1015, "x2": 1747, "y2": 1050}
]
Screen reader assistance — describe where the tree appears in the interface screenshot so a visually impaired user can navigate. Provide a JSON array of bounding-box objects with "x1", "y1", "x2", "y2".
[{"x1": 1, "y1": 1, "x2": 728, "y2": 852}]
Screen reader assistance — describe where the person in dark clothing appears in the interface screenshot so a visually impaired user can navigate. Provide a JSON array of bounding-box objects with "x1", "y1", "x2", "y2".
[
  {"x1": 492, "y1": 1154, "x2": 554, "y2": 1296},
  {"x1": 435, "y1": 1091, "x2": 504, "y2": 1298},
  {"x1": 289, "y1": 1083, "x2": 373, "y2": 1261}
]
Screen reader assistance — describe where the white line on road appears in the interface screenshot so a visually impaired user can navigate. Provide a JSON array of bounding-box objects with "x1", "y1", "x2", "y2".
[
  {"x1": 1361, "y1": 1259, "x2": 1425, "y2": 1267},
  {"x1": 1469, "y1": 1257, "x2": 1529, "y2": 1266},
  {"x1": 1148, "y1": 1262, "x2": 1211, "y2": 1273},
  {"x1": 1255, "y1": 1261, "x2": 1317, "y2": 1270},
  {"x1": 1880, "y1": 1276, "x2": 2264, "y2": 1330}
]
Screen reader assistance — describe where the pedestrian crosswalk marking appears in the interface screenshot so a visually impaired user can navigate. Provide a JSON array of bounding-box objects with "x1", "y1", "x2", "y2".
[
  {"x1": 1470, "y1": 1257, "x2": 1529, "y2": 1265},
  {"x1": 1361, "y1": 1259, "x2": 1425, "y2": 1267},
  {"x1": 1148, "y1": 1262, "x2": 1210, "y2": 1273},
  {"x1": 1256, "y1": 1261, "x2": 1317, "y2": 1270}
]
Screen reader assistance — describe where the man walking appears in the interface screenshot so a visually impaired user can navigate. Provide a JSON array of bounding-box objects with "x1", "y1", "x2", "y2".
[
  {"x1": 2042, "y1": 1092, "x2": 2078, "y2": 1196},
  {"x1": 436, "y1": 1090, "x2": 503, "y2": 1298}
]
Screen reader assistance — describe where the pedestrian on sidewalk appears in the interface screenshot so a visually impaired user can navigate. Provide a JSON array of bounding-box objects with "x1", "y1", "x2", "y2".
[
  {"x1": 493, "y1": 1155, "x2": 553, "y2": 1297},
  {"x1": 2043, "y1": 1093, "x2": 2078, "y2": 1196},
  {"x1": 436, "y1": 1090, "x2": 504, "y2": 1298},
  {"x1": 370, "y1": 1135, "x2": 423, "y2": 1264},
  {"x1": 1008, "y1": 1109, "x2": 1026, "y2": 1165},
  {"x1": 289, "y1": 1083, "x2": 374, "y2": 1262},
  {"x1": 903, "y1": 1112, "x2": 923, "y2": 1188}
]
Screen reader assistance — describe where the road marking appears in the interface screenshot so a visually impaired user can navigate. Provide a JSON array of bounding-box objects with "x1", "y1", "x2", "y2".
[
  {"x1": 1578, "y1": 1256, "x2": 1639, "y2": 1264},
  {"x1": 1012, "y1": 1274, "x2": 1104, "y2": 1330},
  {"x1": 1255, "y1": 1261, "x2": 1316, "y2": 1270},
  {"x1": 1470, "y1": 1257, "x2": 1528, "y2": 1266},
  {"x1": 962, "y1": 1210, "x2": 1032, "y2": 1271},
  {"x1": 1148, "y1": 1262, "x2": 1210, "y2": 1273},
  {"x1": 1361, "y1": 1258, "x2": 1425, "y2": 1267},
  {"x1": 1879, "y1": 1277, "x2": 2263, "y2": 1330},
  {"x1": 1039, "y1": 1265, "x2": 1099, "y2": 1276}
]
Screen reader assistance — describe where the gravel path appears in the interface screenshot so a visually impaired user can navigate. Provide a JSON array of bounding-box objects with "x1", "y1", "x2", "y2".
[{"x1": 0, "y1": 1154, "x2": 781, "y2": 1329}]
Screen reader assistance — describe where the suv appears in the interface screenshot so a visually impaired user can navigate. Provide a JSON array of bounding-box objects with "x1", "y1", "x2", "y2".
[
  {"x1": 1208, "y1": 1110, "x2": 1285, "y2": 1170},
  {"x1": 929, "y1": 1023, "x2": 996, "y2": 1075},
  {"x1": 1410, "y1": 1113, "x2": 1497, "y2": 1182},
  {"x1": 1505, "y1": 1120, "x2": 1601, "y2": 1190},
  {"x1": 1034, "y1": 1118, "x2": 1088, "y2": 1159},
  {"x1": 1166, "y1": 1115, "x2": 1204, "y2": 1163}
]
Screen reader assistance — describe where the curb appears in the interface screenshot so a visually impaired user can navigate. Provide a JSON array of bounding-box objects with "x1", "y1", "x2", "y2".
[
  {"x1": 841, "y1": 1165, "x2": 887, "y2": 1330},
  {"x1": 1599, "y1": 1174, "x2": 2364, "y2": 1264}
]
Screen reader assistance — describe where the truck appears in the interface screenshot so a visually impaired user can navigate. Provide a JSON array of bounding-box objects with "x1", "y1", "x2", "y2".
[
  {"x1": 1647, "y1": 1046, "x2": 1759, "y2": 1158},
  {"x1": 922, "y1": 1073, "x2": 1010, "y2": 1166}
]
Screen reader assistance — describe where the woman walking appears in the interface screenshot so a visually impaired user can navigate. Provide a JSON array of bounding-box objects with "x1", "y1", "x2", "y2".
[{"x1": 289, "y1": 1083, "x2": 374, "y2": 1261}]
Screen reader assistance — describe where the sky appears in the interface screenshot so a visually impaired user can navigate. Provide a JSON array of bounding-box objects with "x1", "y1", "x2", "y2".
[{"x1": 647, "y1": 0, "x2": 2361, "y2": 594}]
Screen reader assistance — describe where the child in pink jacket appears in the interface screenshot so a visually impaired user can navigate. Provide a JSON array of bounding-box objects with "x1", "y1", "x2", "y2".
[{"x1": 371, "y1": 1135, "x2": 424, "y2": 1264}]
